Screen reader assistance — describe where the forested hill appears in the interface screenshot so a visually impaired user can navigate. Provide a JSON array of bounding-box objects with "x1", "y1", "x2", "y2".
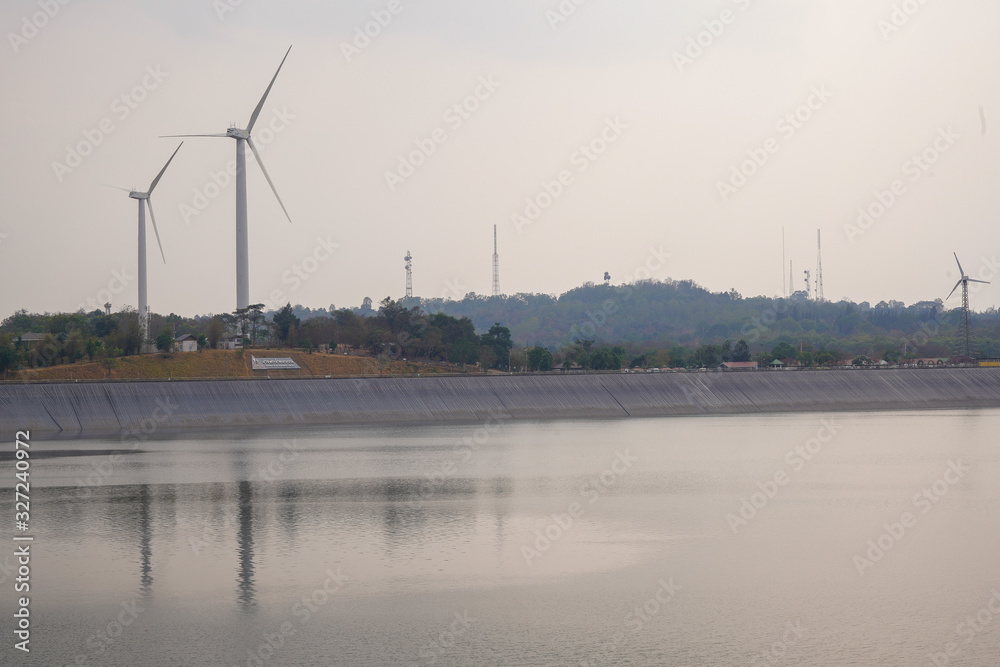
[{"x1": 402, "y1": 279, "x2": 1000, "y2": 356}]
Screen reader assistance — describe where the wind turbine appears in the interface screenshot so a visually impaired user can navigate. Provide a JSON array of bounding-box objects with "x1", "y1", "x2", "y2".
[
  {"x1": 163, "y1": 46, "x2": 293, "y2": 311},
  {"x1": 947, "y1": 252, "x2": 990, "y2": 358},
  {"x1": 109, "y1": 142, "x2": 183, "y2": 337}
]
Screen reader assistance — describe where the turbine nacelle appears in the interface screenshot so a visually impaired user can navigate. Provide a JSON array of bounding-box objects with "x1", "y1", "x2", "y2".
[
  {"x1": 129, "y1": 191, "x2": 149, "y2": 200},
  {"x1": 947, "y1": 252, "x2": 990, "y2": 299},
  {"x1": 226, "y1": 127, "x2": 250, "y2": 140}
]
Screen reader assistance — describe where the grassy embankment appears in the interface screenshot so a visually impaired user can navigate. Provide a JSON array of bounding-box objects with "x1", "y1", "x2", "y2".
[{"x1": 12, "y1": 349, "x2": 468, "y2": 381}]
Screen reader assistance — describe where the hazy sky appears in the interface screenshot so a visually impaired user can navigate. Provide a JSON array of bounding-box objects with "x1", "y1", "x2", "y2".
[{"x1": 1, "y1": 0, "x2": 998, "y2": 319}]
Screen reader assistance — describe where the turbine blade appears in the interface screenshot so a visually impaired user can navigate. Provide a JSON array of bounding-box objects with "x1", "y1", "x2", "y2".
[
  {"x1": 947, "y1": 280, "x2": 962, "y2": 299},
  {"x1": 145, "y1": 198, "x2": 167, "y2": 264},
  {"x1": 953, "y1": 252, "x2": 965, "y2": 277},
  {"x1": 247, "y1": 137, "x2": 291, "y2": 223},
  {"x1": 102, "y1": 184, "x2": 132, "y2": 192},
  {"x1": 247, "y1": 45, "x2": 292, "y2": 133},
  {"x1": 159, "y1": 133, "x2": 228, "y2": 138},
  {"x1": 967, "y1": 279, "x2": 991, "y2": 284},
  {"x1": 148, "y1": 142, "x2": 183, "y2": 194}
]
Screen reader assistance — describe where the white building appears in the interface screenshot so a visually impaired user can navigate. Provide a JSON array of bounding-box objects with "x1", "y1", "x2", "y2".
[{"x1": 174, "y1": 334, "x2": 198, "y2": 353}]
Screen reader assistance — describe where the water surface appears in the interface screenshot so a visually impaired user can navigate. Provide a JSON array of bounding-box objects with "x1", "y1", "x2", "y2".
[{"x1": 4, "y1": 410, "x2": 1000, "y2": 666}]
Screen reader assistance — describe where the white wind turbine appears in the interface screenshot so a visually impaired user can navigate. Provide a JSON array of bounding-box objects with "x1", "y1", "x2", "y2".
[
  {"x1": 163, "y1": 46, "x2": 293, "y2": 311},
  {"x1": 108, "y1": 142, "x2": 183, "y2": 337}
]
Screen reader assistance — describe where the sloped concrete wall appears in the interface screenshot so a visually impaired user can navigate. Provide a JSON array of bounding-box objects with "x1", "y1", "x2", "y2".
[{"x1": 2, "y1": 368, "x2": 999, "y2": 434}]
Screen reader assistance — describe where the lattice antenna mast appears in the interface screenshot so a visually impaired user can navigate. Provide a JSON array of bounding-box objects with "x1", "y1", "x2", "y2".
[
  {"x1": 492, "y1": 225, "x2": 500, "y2": 297},
  {"x1": 804, "y1": 269, "x2": 811, "y2": 300},
  {"x1": 816, "y1": 229, "x2": 825, "y2": 302},
  {"x1": 404, "y1": 250, "x2": 413, "y2": 298},
  {"x1": 782, "y1": 227, "x2": 786, "y2": 297}
]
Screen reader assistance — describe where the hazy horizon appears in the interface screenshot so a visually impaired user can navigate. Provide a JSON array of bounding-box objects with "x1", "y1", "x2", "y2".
[{"x1": 2, "y1": 0, "x2": 998, "y2": 320}]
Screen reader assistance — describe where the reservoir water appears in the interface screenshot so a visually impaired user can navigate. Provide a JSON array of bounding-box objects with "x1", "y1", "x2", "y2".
[{"x1": 4, "y1": 409, "x2": 1000, "y2": 666}]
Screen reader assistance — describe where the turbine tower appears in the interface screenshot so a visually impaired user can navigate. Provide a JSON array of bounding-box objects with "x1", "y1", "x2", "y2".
[
  {"x1": 816, "y1": 229, "x2": 824, "y2": 302},
  {"x1": 404, "y1": 250, "x2": 413, "y2": 298},
  {"x1": 109, "y1": 142, "x2": 183, "y2": 338},
  {"x1": 164, "y1": 46, "x2": 293, "y2": 311},
  {"x1": 492, "y1": 225, "x2": 500, "y2": 297},
  {"x1": 947, "y1": 253, "x2": 990, "y2": 358}
]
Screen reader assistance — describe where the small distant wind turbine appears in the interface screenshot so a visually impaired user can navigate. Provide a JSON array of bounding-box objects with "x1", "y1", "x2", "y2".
[
  {"x1": 947, "y1": 252, "x2": 990, "y2": 358},
  {"x1": 108, "y1": 142, "x2": 183, "y2": 337},
  {"x1": 163, "y1": 46, "x2": 293, "y2": 311}
]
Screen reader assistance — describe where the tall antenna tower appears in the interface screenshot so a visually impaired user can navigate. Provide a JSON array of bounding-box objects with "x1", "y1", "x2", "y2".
[
  {"x1": 782, "y1": 227, "x2": 786, "y2": 297},
  {"x1": 492, "y1": 224, "x2": 500, "y2": 297},
  {"x1": 404, "y1": 250, "x2": 413, "y2": 298},
  {"x1": 804, "y1": 270, "x2": 811, "y2": 299},
  {"x1": 789, "y1": 261, "x2": 793, "y2": 296},
  {"x1": 816, "y1": 229, "x2": 824, "y2": 302}
]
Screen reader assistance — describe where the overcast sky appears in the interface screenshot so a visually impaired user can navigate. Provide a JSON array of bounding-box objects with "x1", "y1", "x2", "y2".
[{"x1": 1, "y1": 0, "x2": 998, "y2": 319}]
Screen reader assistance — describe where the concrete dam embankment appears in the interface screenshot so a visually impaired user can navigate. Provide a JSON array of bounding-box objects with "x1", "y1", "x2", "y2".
[{"x1": 2, "y1": 368, "x2": 1000, "y2": 434}]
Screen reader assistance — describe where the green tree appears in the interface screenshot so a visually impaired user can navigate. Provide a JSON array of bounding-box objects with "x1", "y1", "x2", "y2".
[
  {"x1": 246, "y1": 304, "x2": 265, "y2": 347},
  {"x1": 480, "y1": 323, "x2": 513, "y2": 370},
  {"x1": 272, "y1": 303, "x2": 301, "y2": 345},
  {"x1": 527, "y1": 346, "x2": 554, "y2": 371},
  {"x1": 85, "y1": 337, "x2": 103, "y2": 361},
  {"x1": 771, "y1": 341, "x2": 797, "y2": 361},
  {"x1": 206, "y1": 316, "x2": 225, "y2": 349},
  {"x1": 0, "y1": 343, "x2": 18, "y2": 373},
  {"x1": 155, "y1": 329, "x2": 174, "y2": 353},
  {"x1": 197, "y1": 334, "x2": 208, "y2": 351},
  {"x1": 693, "y1": 344, "x2": 723, "y2": 368},
  {"x1": 732, "y1": 339, "x2": 751, "y2": 362}
]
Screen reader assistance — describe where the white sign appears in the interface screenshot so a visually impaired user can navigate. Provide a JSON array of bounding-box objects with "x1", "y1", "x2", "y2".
[{"x1": 251, "y1": 356, "x2": 300, "y2": 370}]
